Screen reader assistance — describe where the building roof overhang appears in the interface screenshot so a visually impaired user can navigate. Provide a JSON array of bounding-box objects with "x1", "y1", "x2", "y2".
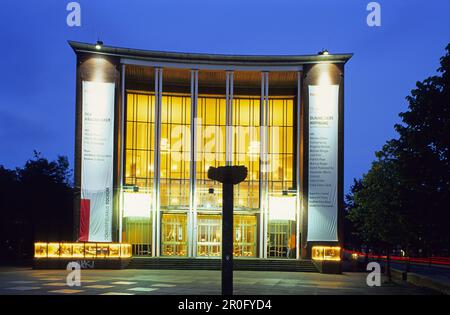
[{"x1": 68, "y1": 41, "x2": 353, "y2": 70}]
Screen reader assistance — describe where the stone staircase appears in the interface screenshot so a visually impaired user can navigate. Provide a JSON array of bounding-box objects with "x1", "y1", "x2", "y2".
[{"x1": 126, "y1": 257, "x2": 318, "y2": 272}]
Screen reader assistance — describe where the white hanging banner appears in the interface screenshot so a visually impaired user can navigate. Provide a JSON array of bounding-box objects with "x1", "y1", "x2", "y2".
[
  {"x1": 307, "y1": 85, "x2": 339, "y2": 242},
  {"x1": 79, "y1": 81, "x2": 115, "y2": 242}
]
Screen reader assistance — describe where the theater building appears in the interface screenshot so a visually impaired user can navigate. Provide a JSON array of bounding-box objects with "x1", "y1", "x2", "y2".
[{"x1": 68, "y1": 41, "x2": 351, "y2": 262}]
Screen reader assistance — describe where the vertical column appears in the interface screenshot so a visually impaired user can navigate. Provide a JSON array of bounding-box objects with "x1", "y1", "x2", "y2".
[
  {"x1": 73, "y1": 57, "x2": 82, "y2": 242},
  {"x1": 259, "y1": 73, "x2": 265, "y2": 258},
  {"x1": 296, "y1": 71, "x2": 302, "y2": 259},
  {"x1": 226, "y1": 71, "x2": 234, "y2": 166},
  {"x1": 153, "y1": 67, "x2": 163, "y2": 257},
  {"x1": 259, "y1": 72, "x2": 269, "y2": 258},
  {"x1": 189, "y1": 69, "x2": 199, "y2": 257},
  {"x1": 301, "y1": 63, "x2": 344, "y2": 259},
  {"x1": 119, "y1": 64, "x2": 126, "y2": 243},
  {"x1": 264, "y1": 72, "x2": 269, "y2": 259}
]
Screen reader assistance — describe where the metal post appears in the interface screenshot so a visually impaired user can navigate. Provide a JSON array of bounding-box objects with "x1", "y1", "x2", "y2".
[
  {"x1": 208, "y1": 165, "x2": 247, "y2": 296},
  {"x1": 263, "y1": 72, "x2": 269, "y2": 259},
  {"x1": 156, "y1": 68, "x2": 163, "y2": 257},
  {"x1": 222, "y1": 181, "x2": 234, "y2": 295},
  {"x1": 153, "y1": 67, "x2": 163, "y2": 257},
  {"x1": 259, "y1": 72, "x2": 265, "y2": 258},
  {"x1": 226, "y1": 71, "x2": 234, "y2": 166},
  {"x1": 189, "y1": 69, "x2": 198, "y2": 257},
  {"x1": 152, "y1": 69, "x2": 159, "y2": 257},
  {"x1": 193, "y1": 70, "x2": 199, "y2": 257}
]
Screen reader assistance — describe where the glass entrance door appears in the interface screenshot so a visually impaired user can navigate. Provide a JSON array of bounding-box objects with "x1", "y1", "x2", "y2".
[
  {"x1": 161, "y1": 213, "x2": 187, "y2": 256},
  {"x1": 234, "y1": 215, "x2": 257, "y2": 257},
  {"x1": 123, "y1": 217, "x2": 152, "y2": 256},
  {"x1": 197, "y1": 214, "x2": 221, "y2": 257},
  {"x1": 268, "y1": 220, "x2": 296, "y2": 258}
]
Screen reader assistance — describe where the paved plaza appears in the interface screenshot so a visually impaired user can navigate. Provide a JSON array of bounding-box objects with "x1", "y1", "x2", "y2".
[{"x1": 0, "y1": 267, "x2": 435, "y2": 295}]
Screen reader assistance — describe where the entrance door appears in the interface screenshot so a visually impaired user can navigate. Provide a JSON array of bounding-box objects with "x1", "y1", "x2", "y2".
[
  {"x1": 197, "y1": 214, "x2": 221, "y2": 257},
  {"x1": 234, "y1": 215, "x2": 257, "y2": 257},
  {"x1": 123, "y1": 217, "x2": 152, "y2": 256},
  {"x1": 268, "y1": 220, "x2": 296, "y2": 258},
  {"x1": 161, "y1": 213, "x2": 188, "y2": 256}
]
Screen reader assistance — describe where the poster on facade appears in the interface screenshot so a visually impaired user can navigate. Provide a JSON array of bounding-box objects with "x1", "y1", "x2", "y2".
[
  {"x1": 307, "y1": 85, "x2": 339, "y2": 242},
  {"x1": 79, "y1": 81, "x2": 115, "y2": 242}
]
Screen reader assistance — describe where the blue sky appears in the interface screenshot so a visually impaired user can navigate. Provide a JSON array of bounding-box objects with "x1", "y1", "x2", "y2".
[{"x1": 0, "y1": 0, "x2": 449, "y2": 192}]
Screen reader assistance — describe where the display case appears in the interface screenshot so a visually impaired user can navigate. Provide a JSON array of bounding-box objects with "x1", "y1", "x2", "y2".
[
  {"x1": 311, "y1": 246, "x2": 341, "y2": 261},
  {"x1": 34, "y1": 242, "x2": 132, "y2": 259}
]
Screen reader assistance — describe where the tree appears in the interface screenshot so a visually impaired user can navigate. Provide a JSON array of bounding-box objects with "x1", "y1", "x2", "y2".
[
  {"x1": 344, "y1": 178, "x2": 364, "y2": 250},
  {"x1": 348, "y1": 141, "x2": 410, "y2": 280},
  {"x1": 346, "y1": 43, "x2": 450, "y2": 267},
  {"x1": 393, "y1": 44, "x2": 450, "y2": 256},
  {"x1": 0, "y1": 152, "x2": 73, "y2": 263},
  {"x1": 17, "y1": 152, "x2": 73, "y2": 244},
  {"x1": 0, "y1": 166, "x2": 20, "y2": 262}
]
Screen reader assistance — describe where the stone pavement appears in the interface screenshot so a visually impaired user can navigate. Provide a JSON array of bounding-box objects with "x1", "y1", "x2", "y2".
[{"x1": 0, "y1": 267, "x2": 435, "y2": 295}]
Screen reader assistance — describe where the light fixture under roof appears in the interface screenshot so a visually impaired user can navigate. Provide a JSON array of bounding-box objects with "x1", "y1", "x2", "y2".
[{"x1": 95, "y1": 40, "x2": 103, "y2": 50}]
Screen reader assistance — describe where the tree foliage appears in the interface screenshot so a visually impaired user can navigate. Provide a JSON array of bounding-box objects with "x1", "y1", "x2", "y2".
[
  {"x1": 0, "y1": 152, "x2": 73, "y2": 263},
  {"x1": 347, "y1": 44, "x2": 450, "y2": 256}
]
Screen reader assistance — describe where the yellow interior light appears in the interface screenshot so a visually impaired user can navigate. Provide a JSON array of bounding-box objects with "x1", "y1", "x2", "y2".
[
  {"x1": 123, "y1": 192, "x2": 151, "y2": 218},
  {"x1": 312, "y1": 246, "x2": 341, "y2": 261},
  {"x1": 268, "y1": 195, "x2": 296, "y2": 221},
  {"x1": 34, "y1": 242, "x2": 132, "y2": 259},
  {"x1": 47, "y1": 243, "x2": 61, "y2": 258}
]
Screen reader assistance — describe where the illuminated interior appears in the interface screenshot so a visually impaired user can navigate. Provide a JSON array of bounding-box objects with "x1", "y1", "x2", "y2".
[
  {"x1": 123, "y1": 192, "x2": 151, "y2": 218},
  {"x1": 195, "y1": 94, "x2": 226, "y2": 211},
  {"x1": 125, "y1": 92, "x2": 156, "y2": 187},
  {"x1": 233, "y1": 215, "x2": 257, "y2": 257},
  {"x1": 34, "y1": 243, "x2": 132, "y2": 259},
  {"x1": 197, "y1": 214, "x2": 222, "y2": 256},
  {"x1": 232, "y1": 96, "x2": 260, "y2": 210},
  {"x1": 160, "y1": 92, "x2": 191, "y2": 209},
  {"x1": 124, "y1": 91, "x2": 155, "y2": 255},
  {"x1": 195, "y1": 214, "x2": 257, "y2": 257},
  {"x1": 311, "y1": 246, "x2": 341, "y2": 261},
  {"x1": 267, "y1": 95, "x2": 297, "y2": 259},
  {"x1": 121, "y1": 67, "x2": 300, "y2": 259},
  {"x1": 161, "y1": 213, "x2": 188, "y2": 256}
]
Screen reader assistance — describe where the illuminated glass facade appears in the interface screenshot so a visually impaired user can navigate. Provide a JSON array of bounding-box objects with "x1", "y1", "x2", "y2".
[
  {"x1": 121, "y1": 74, "x2": 298, "y2": 258},
  {"x1": 71, "y1": 41, "x2": 350, "y2": 261}
]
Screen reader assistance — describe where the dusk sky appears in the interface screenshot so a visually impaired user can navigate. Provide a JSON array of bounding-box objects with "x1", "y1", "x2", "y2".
[{"x1": 0, "y1": 0, "x2": 449, "y2": 192}]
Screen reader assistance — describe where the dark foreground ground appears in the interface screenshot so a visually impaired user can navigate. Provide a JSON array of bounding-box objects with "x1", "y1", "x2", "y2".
[{"x1": 0, "y1": 267, "x2": 436, "y2": 295}]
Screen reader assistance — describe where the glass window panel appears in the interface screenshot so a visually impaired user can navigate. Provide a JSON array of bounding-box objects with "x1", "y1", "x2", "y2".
[
  {"x1": 266, "y1": 72, "x2": 297, "y2": 259},
  {"x1": 160, "y1": 68, "x2": 191, "y2": 210},
  {"x1": 196, "y1": 90, "x2": 226, "y2": 211},
  {"x1": 136, "y1": 94, "x2": 149, "y2": 122},
  {"x1": 124, "y1": 91, "x2": 155, "y2": 189},
  {"x1": 127, "y1": 94, "x2": 135, "y2": 121},
  {"x1": 123, "y1": 86, "x2": 155, "y2": 255},
  {"x1": 136, "y1": 123, "x2": 148, "y2": 150},
  {"x1": 126, "y1": 122, "x2": 134, "y2": 150},
  {"x1": 125, "y1": 149, "x2": 134, "y2": 183}
]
